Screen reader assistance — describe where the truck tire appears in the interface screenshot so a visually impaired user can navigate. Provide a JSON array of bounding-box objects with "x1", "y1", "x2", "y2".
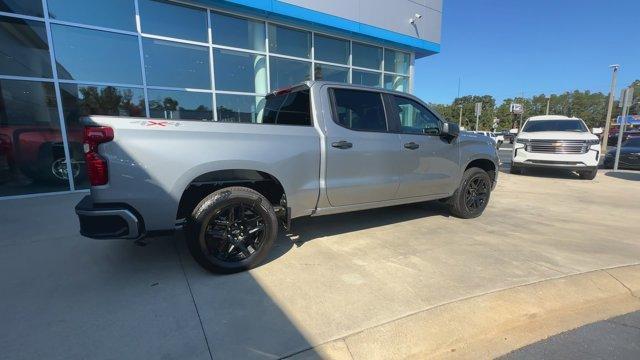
[
  {"x1": 579, "y1": 169, "x2": 597, "y2": 180},
  {"x1": 185, "y1": 186, "x2": 278, "y2": 274},
  {"x1": 447, "y1": 167, "x2": 492, "y2": 219}
]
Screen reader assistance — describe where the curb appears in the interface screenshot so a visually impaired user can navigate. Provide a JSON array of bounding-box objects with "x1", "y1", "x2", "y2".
[{"x1": 287, "y1": 264, "x2": 640, "y2": 360}]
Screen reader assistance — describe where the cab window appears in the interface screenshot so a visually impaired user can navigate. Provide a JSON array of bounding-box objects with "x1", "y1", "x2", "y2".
[
  {"x1": 331, "y1": 88, "x2": 387, "y2": 132},
  {"x1": 392, "y1": 95, "x2": 441, "y2": 135}
]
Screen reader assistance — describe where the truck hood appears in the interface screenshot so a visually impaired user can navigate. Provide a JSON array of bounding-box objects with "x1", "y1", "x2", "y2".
[{"x1": 518, "y1": 131, "x2": 598, "y2": 141}]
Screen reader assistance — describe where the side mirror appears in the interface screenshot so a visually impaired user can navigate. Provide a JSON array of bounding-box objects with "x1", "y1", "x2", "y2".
[
  {"x1": 441, "y1": 122, "x2": 460, "y2": 141},
  {"x1": 592, "y1": 127, "x2": 603, "y2": 135}
]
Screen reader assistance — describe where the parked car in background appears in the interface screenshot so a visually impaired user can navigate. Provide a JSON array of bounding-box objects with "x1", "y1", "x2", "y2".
[
  {"x1": 604, "y1": 138, "x2": 640, "y2": 170},
  {"x1": 511, "y1": 115, "x2": 601, "y2": 179},
  {"x1": 607, "y1": 128, "x2": 640, "y2": 145},
  {"x1": 472, "y1": 131, "x2": 504, "y2": 149},
  {"x1": 75, "y1": 81, "x2": 499, "y2": 274}
]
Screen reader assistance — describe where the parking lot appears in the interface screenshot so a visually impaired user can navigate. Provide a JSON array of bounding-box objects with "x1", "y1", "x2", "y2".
[{"x1": 1, "y1": 152, "x2": 640, "y2": 359}]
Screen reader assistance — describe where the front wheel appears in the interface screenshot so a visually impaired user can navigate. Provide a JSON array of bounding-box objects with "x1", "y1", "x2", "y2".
[
  {"x1": 447, "y1": 167, "x2": 493, "y2": 219},
  {"x1": 186, "y1": 186, "x2": 278, "y2": 274}
]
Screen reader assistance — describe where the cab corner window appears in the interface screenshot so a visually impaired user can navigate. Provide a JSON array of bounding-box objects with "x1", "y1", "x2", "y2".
[
  {"x1": 392, "y1": 95, "x2": 440, "y2": 135},
  {"x1": 332, "y1": 89, "x2": 387, "y2": 132},
  {"x1": 262, "y1": 88, "x2": 311, "y2": 126}
]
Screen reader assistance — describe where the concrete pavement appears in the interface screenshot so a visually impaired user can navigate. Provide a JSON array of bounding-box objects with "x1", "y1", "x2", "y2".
[{"x1": 1, "y1": 164, "x2": 640, "y2": 359}]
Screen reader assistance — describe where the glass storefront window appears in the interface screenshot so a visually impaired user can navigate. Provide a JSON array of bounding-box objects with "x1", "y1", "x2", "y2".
[
  {"x1": 143, "y1": 38, "x2": 210, "y2": 89},
  {"x1": 384, "y1": 74, "x2": 409, "y2": 92},
  {"x1": 314, "y1": 64, "x2": 348, "y2": 83},
  {"x1": 0, "y1": 79, "x2": 69, "y2": 195},
  {"x1": 211, "y1": 11, "x2": 265, "y2": 51},
  {"x1": 352, "y1": 70, "x2": 381, "y2": 87},
  {"x1": 51, "y1": 24, "x2": 142, "y2": 84},
  {"x1": 139, "y1": 0, "x2": 207, "y2": 42},
  {"x1": 59, "y1": 83, "x2": 145, "y2": 189},
  {"x1": 384, "y1": 49, "x2": 410, "y2": 75},
  {"x1": 0, "y1": 0, "x2": 44, "y2": 17},
  {"x1": 268, "y1": 24, "x2": 310, "y2": 59},
  {"x1": 216, "y1": 94, "x2": 264, "y2": 123},
  {"x1": 352, "y1": 42, "x2": 382, "y2": 70},
  {"x1": 148, "y1": 89, "x2": 212, "y2": 121},
  {"x1": 47, "y1": 0, "x2": 136, "y2": 31},
  {"x1": 269, "y1": 57, "x2": 311, "y2": 90},
  {"x1": 213, "y1": 49, "x2": 266, "y2": 94},
  {"x1": 0, "y1": 16, "x2": 52, "y2": 78},
  {"x1": 314, "y1": 34, "x2": 349, "y2": 65}
]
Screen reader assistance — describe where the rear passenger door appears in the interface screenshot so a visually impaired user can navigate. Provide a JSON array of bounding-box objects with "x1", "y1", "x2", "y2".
[
  {"x1": 390, "y1": 95, "x2": 460, "y2": 198},
  {"x1": 323, "y1": 87, "x2": 402, "y2": 207}
]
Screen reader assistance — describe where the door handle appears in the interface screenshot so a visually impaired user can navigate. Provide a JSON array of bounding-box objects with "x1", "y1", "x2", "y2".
[
  {"x1": 331, "y1": 140, "x2": 353, "y2": 149},
  {"x1": 404, "y1": 142, "x2": 420, "y2": 150}
]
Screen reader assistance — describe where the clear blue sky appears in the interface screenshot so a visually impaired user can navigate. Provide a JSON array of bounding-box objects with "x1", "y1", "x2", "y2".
[{"x1": 413, "y1": 0, "x2": 640, "y2": 105}]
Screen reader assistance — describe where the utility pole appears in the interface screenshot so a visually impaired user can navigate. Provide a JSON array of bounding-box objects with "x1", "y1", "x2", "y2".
[
  {"x1": 545, "y1": 97, "x2": 551, "y2": 115},
  {"x1": 602, "y1": 65, "x2": 620, "y2": 154},
  {"x1": 474, "y1": 102, "x2": 482, "y2": 131},
  {"x1": 614, "y1": 87, "x2": 633, "y2": 171},
  {"x1": 458, "y1": 105, "x2": 463, "y2": 127}
]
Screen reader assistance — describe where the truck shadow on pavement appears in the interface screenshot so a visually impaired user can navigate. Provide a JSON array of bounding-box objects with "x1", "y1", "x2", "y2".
[
  {"x1": 604, "y1": 171, "x2": 640, "y2": 181},
  {"x1": 264, "y1": 200, "x2": 451, "y2": 263}
]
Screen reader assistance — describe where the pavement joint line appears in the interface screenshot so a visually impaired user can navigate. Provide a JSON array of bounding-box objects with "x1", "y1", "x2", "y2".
[
  {"x1": 280, "y1": 262, "x2": 640, "y2": 359},
  {"x1": 604, "y1": 269, "x2": 640, "y2": 300},
  {"x1": 607, "y1": 319, "x2": 640, "y2": 331},
  {"x1": 173, "y1": 237, "x2": 215, "y2": 360}
]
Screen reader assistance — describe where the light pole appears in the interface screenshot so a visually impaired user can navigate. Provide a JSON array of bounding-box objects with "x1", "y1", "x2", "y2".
[
  {"x1": 458, "y1": 105, "x2": 463, "y2": 127},
  {"x1": 545, "y1": 97, "x2": 551, "y2": 115},
  {"x1": 602, "y1": 65, "x2": 620, "y2": 154}
]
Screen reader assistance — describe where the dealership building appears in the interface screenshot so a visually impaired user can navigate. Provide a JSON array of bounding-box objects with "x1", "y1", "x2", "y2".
[{"x1": 0, "y1": 0, "x2": 442, "y2": 198}]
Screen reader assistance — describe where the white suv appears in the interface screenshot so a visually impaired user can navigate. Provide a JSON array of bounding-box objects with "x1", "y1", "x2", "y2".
[{"x1": 511, "y1": 115, "x2": 601, "y2": 179}]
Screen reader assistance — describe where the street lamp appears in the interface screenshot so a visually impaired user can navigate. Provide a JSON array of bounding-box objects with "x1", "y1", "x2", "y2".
[{"x1": 601, "y1": 64, "x2": 620, "y2": 154}]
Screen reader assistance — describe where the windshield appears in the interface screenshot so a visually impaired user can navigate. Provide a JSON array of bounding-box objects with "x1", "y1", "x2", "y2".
[
  {"x1": 522, "y1": 119, "x2": 588, "y2": 132},
  {"x1": 623, "y1": 138, "x2": 640, "y2": 147}
]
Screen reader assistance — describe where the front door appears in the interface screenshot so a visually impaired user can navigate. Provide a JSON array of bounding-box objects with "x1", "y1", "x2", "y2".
[
  {"x1": 390, "y1": 95, "x2": 460, "y2": 198},
  {"x1": 324, "y1": 88, "x2": 402, "y2": 207}
]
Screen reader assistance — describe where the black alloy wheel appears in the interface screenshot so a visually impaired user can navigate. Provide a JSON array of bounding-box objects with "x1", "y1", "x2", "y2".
[
  {"x1": 203, "y1": 201, "x2": 266, "y2": 262},
  {"x1": 464, "y1": 175, "x2": 490, "y2": 212},
  {"x1": 447, "y1": 167, "x2": 493, "y2": 219},
  {"x1": 186, "y1": 186, "x2": 278, "y2": 274}
]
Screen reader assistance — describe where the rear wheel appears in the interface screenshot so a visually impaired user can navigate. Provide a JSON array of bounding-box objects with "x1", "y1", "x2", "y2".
[
  {"x1": 447, "y1": 167, "x2": 492, "y2": 219},
  {"x1": 186, "y1": 186, "x2": 278, "y2": 274},
  {"x1": 579, "y1": 169, "x2": 597, "y2": 180}
]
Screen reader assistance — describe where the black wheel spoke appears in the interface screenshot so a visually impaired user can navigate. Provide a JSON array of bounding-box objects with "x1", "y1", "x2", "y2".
[
  {"x1": 463, "y1": 175, "x2": 490, "y2": 212},
  {"x1": 202, "y1": 200, "x2": 267, "y2": 263}
]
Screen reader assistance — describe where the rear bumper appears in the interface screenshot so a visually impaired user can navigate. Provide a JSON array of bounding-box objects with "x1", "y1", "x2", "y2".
[{"x1": 75, "y1": 195, "x2": 144, "y2": 239}]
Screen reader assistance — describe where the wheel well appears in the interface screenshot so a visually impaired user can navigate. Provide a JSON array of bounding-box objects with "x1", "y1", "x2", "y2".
[
  {"x1": 466, "y1": 159, "x2": 497, "y2": 182},
  {"x1": 176, "y1": 169, "x2": 286, "y2": 220}
]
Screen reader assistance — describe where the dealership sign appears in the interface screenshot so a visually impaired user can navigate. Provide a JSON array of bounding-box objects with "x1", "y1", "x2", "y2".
[
  {"x1": 510, "y1": 103, "x2": 524, "y2": 114},
  {"x1": 615, "y1": 115, "x2": 640, "y2": 125}
]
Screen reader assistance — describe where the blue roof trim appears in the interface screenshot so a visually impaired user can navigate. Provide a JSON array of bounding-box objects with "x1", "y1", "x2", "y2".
[{"x1": 196, "y1": 0, "x2": 440, "y2": 56}]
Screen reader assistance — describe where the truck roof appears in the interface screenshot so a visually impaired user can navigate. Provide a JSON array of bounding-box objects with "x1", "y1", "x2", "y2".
[{"x1": 527, "y1": 115, "x2": 582, "y2": 121}]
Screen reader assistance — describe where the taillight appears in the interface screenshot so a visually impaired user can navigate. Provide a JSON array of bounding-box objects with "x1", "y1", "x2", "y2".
[{"x1": 83, "y1": 126, "x2": 113, "y2": 186}]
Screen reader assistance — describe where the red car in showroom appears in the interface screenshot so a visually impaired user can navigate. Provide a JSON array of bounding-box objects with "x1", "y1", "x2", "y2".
[{"x1": 0, "y1": 124, "x2": 84, "y2": 185}]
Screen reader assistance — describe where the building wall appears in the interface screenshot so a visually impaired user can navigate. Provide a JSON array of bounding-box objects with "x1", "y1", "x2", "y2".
[
  {"x1": 280, "y1": 0, "x2": 442, "y2": 45},
  {"x1": 0, "y1": 0, "x2": 420, "y2": 198}
]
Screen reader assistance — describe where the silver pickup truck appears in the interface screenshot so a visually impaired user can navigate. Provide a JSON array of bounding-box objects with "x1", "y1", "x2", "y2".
[{"x1": 75, "y1": 81, "x2": 498, "y2": 273}]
